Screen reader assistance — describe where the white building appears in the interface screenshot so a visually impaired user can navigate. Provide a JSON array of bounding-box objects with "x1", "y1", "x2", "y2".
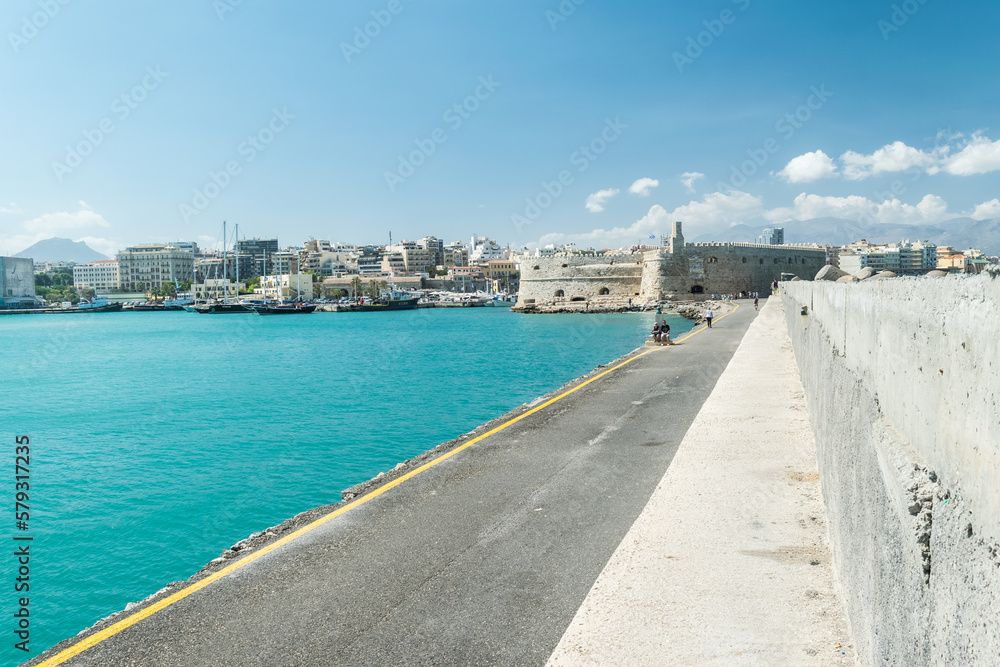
[
  {"x1": 116, "y1": 245, "x2": 195, "y2": 291},
  {"x1": 256, "y1": 273, "x2": 313, "y2": 301},
  {"x1": 469, "y1": 235, "x2": 505, "y2": 262},
  {"x1": 73, "y1": 260, "x2": 120, "y2": 294}
]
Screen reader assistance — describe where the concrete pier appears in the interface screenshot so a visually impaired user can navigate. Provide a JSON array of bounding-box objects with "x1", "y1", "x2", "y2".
[
  {"x1": 27, "y1": 300, "x2": 850, "y2": 666},
  {"x1": 548, "y1": 298, "x2": 852, "y2": 665}
]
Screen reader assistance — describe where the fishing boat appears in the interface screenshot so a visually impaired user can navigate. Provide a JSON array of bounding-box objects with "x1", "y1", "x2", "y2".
[
  {"x1": 0, "y1": 296, "x2": 123, "y2": 315},
  {"x1": 356, "y1": 286, "x2": 418, "y2": 312}
]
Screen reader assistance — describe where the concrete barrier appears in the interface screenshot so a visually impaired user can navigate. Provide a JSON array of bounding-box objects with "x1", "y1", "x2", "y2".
[{"x1": 781, "y1": 273, "x2": 1000, "y2": 665}]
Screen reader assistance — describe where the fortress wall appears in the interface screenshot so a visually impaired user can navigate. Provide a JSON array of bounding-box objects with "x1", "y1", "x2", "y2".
[
  {"x1": 781, "y1": 275, "x2": 1000, "y2": 665},
  {"x1": 641, "y1": 245, "x2": 827, "y2": 301},
  {"x1": 514, "y1": 255, "x2": 644, "y2": 309}
]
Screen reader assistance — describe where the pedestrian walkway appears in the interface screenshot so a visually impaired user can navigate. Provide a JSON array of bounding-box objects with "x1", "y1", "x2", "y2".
[{"x1": 547, "y1": 298, "x2": 854, "y2": 666}]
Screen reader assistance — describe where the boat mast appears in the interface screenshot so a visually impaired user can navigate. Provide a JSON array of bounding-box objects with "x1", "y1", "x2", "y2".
[
  {"x1": 222, "y1": 221, "x2": 227, "y2": 301},
  {"x1": 235, "y1": 223, "x2": 240, "y2": 300}
]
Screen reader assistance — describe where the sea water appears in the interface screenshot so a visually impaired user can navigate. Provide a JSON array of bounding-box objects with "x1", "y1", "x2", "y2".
[{"x1": 0, "y1": 307, "x2": 690, "y2": 664}]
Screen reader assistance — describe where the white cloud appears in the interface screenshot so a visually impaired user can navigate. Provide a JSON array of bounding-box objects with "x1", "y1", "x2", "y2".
[
  {"x1": 628, "y1": 178, "x2": 660, "y2": 196},
  {"x1": 971, "y1": 198, "x2": 1000, "y2": 220},
  {"x1": 942, "y1": 133, "x2": 1000, "y2": 176},
  {"x1": 765, "y1": 192, "x2": 951, "y2": 226},
  {"x1": 0, "y1": 202, "x2": 21, "y2": 214},
  {"x1": 840, "y1": 141, "x2": 940, "y2": 180},
  {"x1": 584, "y1": 188, "x2": 620, "y2": 213},
  {"x1": 21, "y1": 201, "x2": 110, "y2": 235},
  {"x1": 777, "y1": 150, "x2": 838, "y2": 183},
  {"x1": 679, "y1": 172, "x2": 704, "y2": 194},
  {"x1": 540, "y1": 191, "x2": 765, "y2": 249}
]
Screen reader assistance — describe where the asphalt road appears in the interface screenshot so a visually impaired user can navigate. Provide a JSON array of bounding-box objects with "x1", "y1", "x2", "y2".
[{"x1": 31, "y1": 303, "x2": 759, "y2": 667}]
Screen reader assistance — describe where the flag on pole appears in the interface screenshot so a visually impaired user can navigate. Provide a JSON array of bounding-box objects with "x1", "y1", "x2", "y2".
[{"x1": 648, "y1": 233, "x2": 656, "y2": 240}]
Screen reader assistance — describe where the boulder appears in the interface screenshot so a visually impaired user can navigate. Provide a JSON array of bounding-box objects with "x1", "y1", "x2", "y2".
[
  {"x1": 836, "y1": 275, "x2": 859, "y2": 283},
  {"x1": 854, "y1": 267, "x2": 877, "y2": 280},
  {"x1": 815, "y1": 264, "x2": 850, "y2": 281},
  {"x1": 871, "y1": 270, "x2": 897, "y2": 279},
  {"x1": 791, "y1": 276, "x2": 801, "y2": 281},
  {"x1": 926, "y1": 270, "x2": 948, "y2": 278}
]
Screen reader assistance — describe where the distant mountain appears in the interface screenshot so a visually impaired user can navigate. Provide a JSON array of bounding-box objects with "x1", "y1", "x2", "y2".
[
  {"x1": 13, "y1": 237, "x2": 109, "y2": 263},
  {"x1": 691, "y1": 217, "x2": 1000, "y2": 255}
]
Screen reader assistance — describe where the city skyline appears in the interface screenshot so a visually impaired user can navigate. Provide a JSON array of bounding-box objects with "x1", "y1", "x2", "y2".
[{"x1": 3, "y1": 1, "x2": 1000, "y2": 257}]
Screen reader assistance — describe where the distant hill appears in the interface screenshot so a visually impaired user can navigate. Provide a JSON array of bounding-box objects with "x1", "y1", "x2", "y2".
[
  {"x1": 692, "y1": 217, "x2": 1000, "y2": 256},
  {"x1": 13, "y1": 237, "x2": 109, "y2": 263}
]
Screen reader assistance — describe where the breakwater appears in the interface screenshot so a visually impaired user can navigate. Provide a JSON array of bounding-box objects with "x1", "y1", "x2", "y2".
[{"x1": 781, "y1": 273, "x2": 1000, "y2": 665}]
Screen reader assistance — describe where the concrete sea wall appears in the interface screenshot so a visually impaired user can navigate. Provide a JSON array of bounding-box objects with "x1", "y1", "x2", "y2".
[{"x1": 781, "y1": 274, "x2": 1000, "y2": 665}]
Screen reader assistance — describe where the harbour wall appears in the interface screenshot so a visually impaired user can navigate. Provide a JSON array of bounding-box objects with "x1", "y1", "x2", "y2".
[
  {"x1": 514, "y1": 244, "x2": 825, "y2": 311},
  {"x1": 781, "y1": 274, "x2": 1000, "y2": 665}
]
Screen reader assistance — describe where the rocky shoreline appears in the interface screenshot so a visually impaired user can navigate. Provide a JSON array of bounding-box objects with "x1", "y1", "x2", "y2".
[{"x1": 512, "y1": 299, "x2": 728, "y2": 321}]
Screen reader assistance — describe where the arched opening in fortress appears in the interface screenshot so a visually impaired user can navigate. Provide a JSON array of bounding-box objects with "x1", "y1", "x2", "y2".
[
  {"x1": 554, "y1": 290, "x2": 565, "y2": 297},
  {"x1": 599, "y1": 287, "x2": 610, "y2": 295},
  {"x1": 691, "y1": 285, "x2": 704, "y2": 294},
  {"x1": 571, "y1": 297, "x2": 585, "y2": 302},
  {"x1": 708, "y1": 256, "x2": 718, "y2": 263}
]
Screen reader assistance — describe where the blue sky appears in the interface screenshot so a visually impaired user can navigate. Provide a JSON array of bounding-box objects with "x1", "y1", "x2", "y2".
[{"x1": 2, "y1": 0, "x2": 999, "y2": 256}]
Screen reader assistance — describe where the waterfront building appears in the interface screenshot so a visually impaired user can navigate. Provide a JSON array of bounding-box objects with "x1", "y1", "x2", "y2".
[
  {"x1": 449, "y1": 266, "x2": 485, "y2": 280},
  {"x1": 358, "y1": 247, "x2": 384, "y2": 276},
  {"x1": 380, "y1": 252, "x2": 406, "y2": 275},
  {"x1": 272, "y1": 251, "x2": 299, "y2": 276},
  {"x1": 192, "y1": 279, "x2": 246, "y2": 301},
  {"x1": 443, "y1": 243, "x2": 469, "y2": 267},
  {"x1": 758, "y1": 227, "x2": 785, "y2": 245},
  {"x1": 33, "y1": 260, "x2": 77, "y2": 274},
  {"x1": 73, "y1": 260, "x2": 120, "y2": 294},
  {"x1": 478, "y1": 259, "x2": 517, "y2": 280},
  {"x1": 116, "y1": 245, "x2": 195, "y2": 291},
  {"x1": 169, "y1": 241, "x2": 201, "y2": 257},
  {"x1": 257, "y1": 273, "x2": 313, "y2": 301},
  {"x1": 237, "y1": 238, "x2": 279, "y2": 277},
  {"x1": 838, "y1": 240, "x2": 937, "y2": 276},
  {"x1": 418, "y1": 236, "x2": 444, "y2": 266},
  {"x1": 469, "y1": 235, "x2": 505, "y2": 262},
  {"x1": 0, "y1": 256, "x2": 36, "y2": 309}
]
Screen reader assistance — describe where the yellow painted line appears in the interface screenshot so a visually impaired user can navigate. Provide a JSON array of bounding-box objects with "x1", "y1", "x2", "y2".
[{"x1": 35, "y1": 302, "x2": 742, "y2": 667}]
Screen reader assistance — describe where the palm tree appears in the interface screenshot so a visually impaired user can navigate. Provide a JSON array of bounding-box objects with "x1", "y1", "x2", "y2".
[{"x1": 350, "y1": 276, "x2": 362, "y2": 298}]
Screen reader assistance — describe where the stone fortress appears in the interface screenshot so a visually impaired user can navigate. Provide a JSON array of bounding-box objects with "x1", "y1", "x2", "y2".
[{"x1": 513, "y1": 221, "x2": 827, "y2": 311}]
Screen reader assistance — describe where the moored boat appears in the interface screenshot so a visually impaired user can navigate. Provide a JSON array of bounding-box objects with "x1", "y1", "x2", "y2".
[{"x1": 252, "y1": 303, "x2": 316, "y2": 315}]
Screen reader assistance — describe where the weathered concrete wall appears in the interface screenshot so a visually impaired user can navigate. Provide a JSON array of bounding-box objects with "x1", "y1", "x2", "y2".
[{"x1": 781, "y1": 274, "x2": 1000, "y2": 665}]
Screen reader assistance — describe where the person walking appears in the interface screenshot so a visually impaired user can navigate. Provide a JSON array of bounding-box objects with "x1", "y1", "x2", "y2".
[
  {"x1": 705, "y1": 308, "x2": 714, "y2": 328},
  {"x1": 754, "y1": 297, "x2": 759, "y2": 311}
]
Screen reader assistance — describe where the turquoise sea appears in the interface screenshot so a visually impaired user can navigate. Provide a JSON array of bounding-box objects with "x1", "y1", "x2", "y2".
[{"x1": 0, "y1": 307, "x2": 690, "y2": 665}]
